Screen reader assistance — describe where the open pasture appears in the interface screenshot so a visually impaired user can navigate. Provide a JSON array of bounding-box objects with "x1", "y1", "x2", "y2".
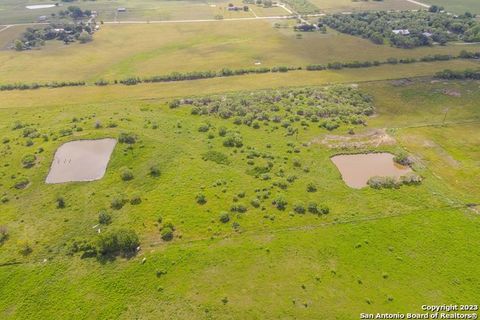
[
  {"x1": 1, "y1": 21, "x2": 480, "y2": 83},
  {"x1": 311, "y1": 0, "x2": 423, "y2": 13},
  {"x1": 0, "y1": 75, "x2": 479, "y2": 318},
  {"x1": 423, "y1": 0, "x2": 480, "y2": 14}
]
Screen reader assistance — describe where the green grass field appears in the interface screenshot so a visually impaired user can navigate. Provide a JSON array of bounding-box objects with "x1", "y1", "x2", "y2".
[
  {"x1": 0, "y1": 74, "x2": 479, "y2": 318},
  {"x1": 311, "y1": 0, "x2": 422, "y2": 13},
  {"x1": 1, "y1": 1, "x2": 480, "y2": 317},
  {"x1": 1, "y1": 21, "x2": 479, "y2": 83},
  {"x1": 423, "y1": 0, "x2": 480, "y2": 14}
]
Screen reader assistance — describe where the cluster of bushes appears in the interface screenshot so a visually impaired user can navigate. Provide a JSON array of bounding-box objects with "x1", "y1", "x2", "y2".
[
  {"x1": 435, "y1": 69, "x2": 480, "y2": 80},
  {"x1": 367, "y1": 173, "x2": 422, "y2": 189},
  {"x1": 177, "y1": 86, "x2": 374, "y2": 131},
  {"x1": 68, "y1": 228, "x2": 140, "y2": 258},
  {"x1": 321, "y1": 10, "x2": 480, "y2": 48}
]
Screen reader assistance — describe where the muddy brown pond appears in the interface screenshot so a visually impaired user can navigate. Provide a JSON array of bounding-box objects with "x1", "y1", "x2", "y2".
[
  {"x1": 331, "y1": 153, "x2": 412, "y2": 189},
  {"x1": 46, "y1": 139, "x2": 117, "y2": 184}
]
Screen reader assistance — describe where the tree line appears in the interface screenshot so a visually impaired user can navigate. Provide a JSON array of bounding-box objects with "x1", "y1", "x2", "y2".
[{"x1": 1, "y1": 50, "x2": 478, "y2": 91}]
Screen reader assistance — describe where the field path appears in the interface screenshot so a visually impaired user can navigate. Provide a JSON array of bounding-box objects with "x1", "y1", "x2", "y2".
[{"x1": 404, "y1": 0, "x2": 431, "y2": 8}]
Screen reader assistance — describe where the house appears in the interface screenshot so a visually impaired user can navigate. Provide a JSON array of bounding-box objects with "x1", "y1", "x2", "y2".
[
  {"x1": 392, "y1": 29, "x2": 410, "y2": 36},
  {"x1": 117, "y1": 7, "x2": 126, "y2": 12},
  {"x1": 422, "y1": 32, "x2": 433, "y2": 37},
  {"x1": 38, "y1": 15, "x2": 47, "y2": 22}
]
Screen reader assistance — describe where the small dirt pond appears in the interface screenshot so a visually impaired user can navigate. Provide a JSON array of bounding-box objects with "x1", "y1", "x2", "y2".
[
  {"x1": 46, "y1": 139, "x2": 117, "y2": 184},
  {"x1": 331, "y1": 153, "x2": 412, "y2": 189}
]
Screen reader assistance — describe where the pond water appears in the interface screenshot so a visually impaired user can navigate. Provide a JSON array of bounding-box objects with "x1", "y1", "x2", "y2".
[
  {"x1": 331, "y1": 153, "x2": 412, "y2": 189},
  {"x1": 46, "y1": 139, "x2": 117, "y2": 184},
  {"x1": 26, "y1": 4, "x2": 56, "y2": 9}
]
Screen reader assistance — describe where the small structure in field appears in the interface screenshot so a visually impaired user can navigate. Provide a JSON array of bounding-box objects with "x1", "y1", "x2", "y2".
[
  {"x1": 117, "y1": 7, "x2": 127, "y2": 13},
  {"x1": 392, "y1": 29, "x2": 410, "y2": 36}
]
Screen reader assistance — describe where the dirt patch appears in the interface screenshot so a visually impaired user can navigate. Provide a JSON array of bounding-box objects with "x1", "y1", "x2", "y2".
[
  {"x1": 314, "y1": 129, "x2": 396, "y2": 149},
  {"x1": 391, "y1": 78, "x2": 414, "y2": 87},
  {"x1": 442, "y1": 88, "x2": 461, "y2": 97},
  {"x1": 331, "y1": 153, "x2": 412, "y2": 189},
  {"x1": 46, "y1": 139, "x2": 117, "y2": 184}
]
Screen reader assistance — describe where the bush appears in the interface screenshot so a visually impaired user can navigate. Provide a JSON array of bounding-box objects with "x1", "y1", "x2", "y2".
[
  {"x1": 97, "y1": 228, "x2": 140, "y2": 256},
  {"x1": 198, "y1": 124, "x2": 210, "y2": 132},
  {"x1": 111, "y1": 197, "x2": 126, "y2": 210},
  {"x1": 250, "y1": 198, "x2": 261, "y2": 208},
  {"x1": 56, "y1": 196, "x2": 66, "y2": 209},
  {"x1": 161, "y1": 227, "x2": 174, "y2": 241},
  {"x1": 0, "y1": 226, "x2": 8, "y2": 243},
  {"x1": 202, "y1": 150, "x2": 230, "y2": 165},
  {"x1": 223, "y1": 132, "x2": 243, "y2": 148},
  {"x1": 19, "y1": 241, "x2": 32, "y2": 256},
  {"x1": 230, "y1": 203, "x2": 247, "y2": 213},
  {"x1": 306, "y1": 182, "x2": 317, "y2": 192},
  {"x1": 14, "y1": 178, "x2": 29, "y2": 189},
  {"x1": 219, "y1": 212, "x2": 230, "y2": 223},
  {"x1": 120, "y1": 168, "x2": 134, "y2": 181},
  {"x1": 293, "y1": 202, "x2": 306, "y2": 214},
  {"x1": 150, "y1": 165, "x2": 161, "y2": 177},
  {"x1": 118, "y1": 132, "x2": 137, "y2": 144},
  {"x1": 218, "y1": 126, "x2": 228, "y2": 137},
  {"x1": 21, "y1": 154, "x2": 36, "y2": 168},
  {"x1": 400, "y1": 172, "x2": 423, "y2": 185},
  {"x1": 367, "y1": 176, "x2": 400, "y2": 189},
  {"x1": 98, "y1": 211, "x2": 112, "y2": 225},
  {"x1": 273, "y1": 196, "x2": 287, "y2": 210},
  {"x1": 393, "y1": 151, "x2": 412, "y2": 166},
  {"x1": 196, "y1": 193, "x2": 207, "y2": 205},
  {"x1": 319, "y1": 205, "x2": 330, "y2": 214},
  {"x1": 130, "y1": 194, "x2": 142, "y2": 205},
  {"x1": 307, "y1": 202, "x2": 318, "y2": 214}
]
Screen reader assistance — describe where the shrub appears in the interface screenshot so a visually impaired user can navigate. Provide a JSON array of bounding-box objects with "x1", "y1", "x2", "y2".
[
  {"x1": 307, "y1": 202, "x2": 318, "y2": 214},
  {"x1": 56, "y1": 196, "x2": 66, "y2": 209},
  {"x1": 14, "y1": 178, "x2": 29, "y2": 189},
  {"x1": 0, "y1": 226, "x2": 8, "y2": 244},
  {"x1": 98, "y1": 211, "x2": 112, "y2": 225},
  {"x1": 293, "y1": 202, "x2": 306, "y2": 214},
  {"x1": 161, "y1": 227, "x2": 174, "y2": 241},
  {"x1": 400, "y1": 172, "x2": 423, "y2": 185},
  {"x1": 319, "y1": 205, "x2": 330, "y2": 214},
  {"x1": 21, "y1": 154, "x2": 36, "y2": 168},
  {"x1": 393, "y1": 151, "x2": 412, "y2": 166},
  {"x1": 196, "y1": 193, "x2": 207, "y2": 205},
  {"x1": 198, "y1": 124, "x2": 210, "y2": 132},
  {"x1": 130, "y1": 194, "x2": 142, "y2": 205},
  {"x1": 120, "y1": 168, "x2": 134, "y2": 181},
  {"x1": 367, "y1": 176, "x2": 399, "y2": 189},
  {"x1": 306, "y1": 183, "x2": 317, "y2": 192},
  {"x1": 273, "y1": 196, "x2": 287, "y2": 210},
  {"x1": 250, "y1": 198, "x2": 261, "y2": 208},
  {"x1": 219, "y1": 212, "x2": 230, "y2": 223},
  {"x1": 230, "y1": 203, "x2": 247, "y2": 213},
  {"x1": 97, "y1": 228, "x2": 140, "y2": 256},
  {"x1": 118, "y1": 132, "x2": 137, "y2": 144},
  {"x1": 223, "y1": 132, "x2": 243, "y2": 148},
  {"x1": 111, "y1": 197, "x2": 126, "y2": 210},
  {"x1": 218, "y1": 126, "x2": 228, "y2": 137},
  {"x1": 150, "y1": 165, "x2": 161, "y2": 177},
  {"x1": 202, "y1": 150, "x2": 230, "y2": 165},
  {"x1": 19, "y1": 241, "x2": 32, "y2": 256}
]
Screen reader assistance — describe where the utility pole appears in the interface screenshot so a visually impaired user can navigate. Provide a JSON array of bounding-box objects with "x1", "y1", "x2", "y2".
[{"x1": 442, "y1": 107, "x2": 449, "y2": 125}]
